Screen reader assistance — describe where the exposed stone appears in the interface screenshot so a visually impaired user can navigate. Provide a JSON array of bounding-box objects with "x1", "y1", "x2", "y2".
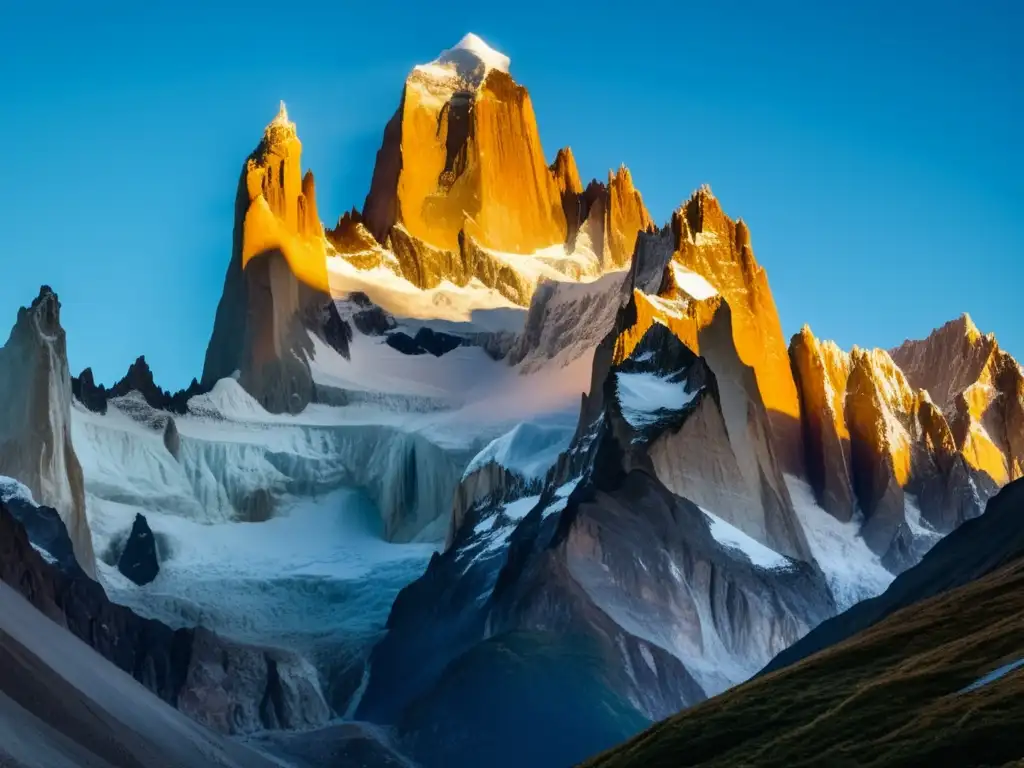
[
  {"x1": 576, "y1": 167, "x2": 654, "y2": 269},
  {"x1": 789, "y1": 327, "x2": 856, "y2": 521},
  {"x1": 202, "y1": 103, "x2": 331, "y2": 414},
  {"x1": 0, "y1": 287, "x2": 95, "y2": 576},
  {"x1": 117, "y1": 513, "x2": 160, "y2": 586},
  {"x1": 363, "y1": 62, "x2": 569, "y2": 255},
  {"x1": 670, "y1": 187, "x2": 805, "y2": 475},
  {"x1": 0, "y1": 496, "x2": 330, "y2": 734},
  {"x1": 891, "y1": 313, "x2": 1024, "y2": 486},
  {"x1": 71, "y1": 367, "x2": 107, "y2": 413}
]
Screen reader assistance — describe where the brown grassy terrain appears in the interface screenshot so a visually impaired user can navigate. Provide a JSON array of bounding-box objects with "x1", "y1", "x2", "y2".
[{"x1": 581, "y1": 557, "x2": 1024, "y2": 768}]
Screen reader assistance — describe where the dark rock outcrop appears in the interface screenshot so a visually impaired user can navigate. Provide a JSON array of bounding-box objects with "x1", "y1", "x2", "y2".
[
  {"x1": 117, "y1": 513, "x2": 160, "y2": 586},
  {"x1": 385, "y1": 328, "x2": 463, "y2": 357},
  {"x1": 72, "y1": 360, "x2": 210, "y2": 416},
  {"x1": 71, "y1": 366, "x2": 108, "y2": 413}
]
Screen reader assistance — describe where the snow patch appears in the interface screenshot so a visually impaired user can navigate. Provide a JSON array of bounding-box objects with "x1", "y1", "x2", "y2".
[
  {"x1": 414, "y1": 33, "x2": 510, "y2": 90},
  {"x1": 0, "y1": 476, "x2": 35, "y2": 505},
  {"x1": 327, "y1": 254, "x2": 524, "y2": 332},
  {"x1": 670, "y1": 262, "x2": 718, "y2": 300},
  {"x1": 616, "y1": 371, "x2": 697, "y2": 428},
  {"x1": 701, "y1": 509, "x2": 792, "y2": 570},
  {"x1": 785, "y1": 474, "x2": 894, "y2": 610},
  {"x1": 463, "y1": 422, "x2": 572, "y2": 482},
  {"x1": 960, "y1": 658, "x2": 1024, "y2": 693}
]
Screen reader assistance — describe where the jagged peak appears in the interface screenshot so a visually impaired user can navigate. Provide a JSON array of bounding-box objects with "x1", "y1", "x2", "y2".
[
  {"x1": 550, "y1": 147, "x2": 582, "y2": 194},
  {"x1": 262, "y1": 100, "x2": 297, "y2": 145}
]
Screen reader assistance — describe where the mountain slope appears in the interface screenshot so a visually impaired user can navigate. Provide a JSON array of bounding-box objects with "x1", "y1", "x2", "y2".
[
  {"x1": 581, "y1": 477, "x2": 1024, "y2": 768},
  {"x1": 0, "y1": 579, "x2": 281, "y2": 768}
]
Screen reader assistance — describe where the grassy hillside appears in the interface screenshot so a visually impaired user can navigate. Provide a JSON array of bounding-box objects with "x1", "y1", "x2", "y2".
[{"x1": 582, "y1": 555, "x2": 1024, "y2": 767}]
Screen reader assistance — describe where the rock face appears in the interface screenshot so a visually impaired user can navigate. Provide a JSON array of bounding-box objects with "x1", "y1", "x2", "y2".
[
  {"x1": 575, "y1": 167, "x2": 654, "y2": 269},
  {"x1": 73, "y1": 357, "x2": 209, "y2": 416},
  {"x1": 668, "y1": 187, "x2": 804, "y2": 475},
  {"x1": 0, "y1": 495, "x2": 331, "y2": 735},
  {"x1": 789, "y1": 320, "x2": 1020, "y2": 572},
  {"x1": 363, "y1": 34, "x2": 568, "y2": 256},
  {"x1": 350, "y1": 35, "x2": 654, "y2": 310},
  {"x1": 582, "y1": 481, "x2": 1024, "y2": 768},
  {"x1": 0, "y1": 287, "x2": 95, "y2": 576},
  {"x1": 202, "y1": 103, "x2": 338, "y2": 414},
  {"x1": 117, "y1": 513, "x2": 160, "y2": 586},
  {"x1": 890, "y1": 314, "x2": 1024, "y2": 488},
  {"x1": 354, "y1": 231, "x2": 835, "y2": 768},
  {"x1": 765, "y1": 476, "x2": 1024, "y2": 676}
]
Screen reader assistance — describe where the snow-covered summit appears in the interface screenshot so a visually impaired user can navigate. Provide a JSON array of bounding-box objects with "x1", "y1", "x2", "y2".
[{"x1": 414, "y1": 33, "x2": 510, "y2": 89}]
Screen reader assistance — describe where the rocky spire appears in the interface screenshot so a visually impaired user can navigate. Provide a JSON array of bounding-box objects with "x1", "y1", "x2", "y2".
[
  {"x1": 201, "y1": 103, "x2": 331, "y2": 414},
  {"x1": 890, "y1": 315, "x2": 1023, "y2": 487},
  {"x1": 362, "y1": 34, "x2": 571, "y2": 255},
  {"x1": 0, "y1": 287, "x2": 95, "y2": 576},
  {"x1": 628, "y1": 186, "x2": 806, "y2": 476}
]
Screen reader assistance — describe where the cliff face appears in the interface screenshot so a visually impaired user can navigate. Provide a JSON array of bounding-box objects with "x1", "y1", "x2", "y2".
[
  {"x1": 201, "y1": 103, "x2": 335, "y2": 414},
  {"x1": 363, "y1": 35, "x2": 567, "y2": 256},
  {"x1": 352, "y1": 35, "x2": 655, "y2": 313},
  {"x1": 635, "y1": 187, "x2": 806, "y2": 475},
  {"x1": 790, "y1": 321, "x2": 1019, "y2": 571},
  {"x1": 576, "y1": 167, "x2": 654, "y2": 269},
  {"x1": 890, "y1": 314, "x2": 1024, "y2": 487},
  {"x1": 0, "y1": 287, "x2": 95, "y2": 576}
]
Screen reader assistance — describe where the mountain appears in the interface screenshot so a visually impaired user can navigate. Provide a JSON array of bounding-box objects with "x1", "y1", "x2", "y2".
[
  {"x1": 202, "y1": 102, "x2": 337, "y2": 414},
  {"x1": 351, "y1": 192, "x2": 850, "y2": 767},
  {"x1": 0, "y1": 578, "x2": 281, "y2": 768},
  {"x1": 332, "y1": 34, "x2": 654, "y2": 315},
  {"x1": 791, "y1": 315, "x2": 1023, "y2": 572},
  {"x1": 0, "y1": 287, "x2": 95, "y2": 576},
  {"x1": 581, "y1": 477, "x2": 1024, "y2": 768},
  {"x1": 1, "y1": 30, "x2": 1021, "y2": 768}
]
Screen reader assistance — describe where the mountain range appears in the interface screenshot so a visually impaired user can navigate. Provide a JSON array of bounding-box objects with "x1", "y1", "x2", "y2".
[{"x1": 0, "y1": 33, "x2": 1021, "y2": 768}]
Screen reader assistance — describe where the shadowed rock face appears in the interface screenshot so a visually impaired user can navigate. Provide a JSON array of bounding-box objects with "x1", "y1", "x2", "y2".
[
  {"x1": 0, "y1": 287, "x2": 95, "y2": 576},
  {"x1": 763, "y1": 476, "x2": 1024, "y2": 675},
  {"x1": 354, "y1": 241, "x2": 833, "y2": 767},
  {"x1": 72, "y1": 357, "x2": 209, "y2": 416},
  {"x1": 0, "y1": 496, "x2": 330, "y2": 736},
  {"x1": 202, "y1": 104, "x2": 340, "y2": 414},
  {"x1": 668, "y1": 187, "x2": 805, "y2": 476}
]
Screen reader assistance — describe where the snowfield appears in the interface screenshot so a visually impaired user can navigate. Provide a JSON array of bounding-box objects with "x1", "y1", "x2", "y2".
[
  {"x1": 701, "y1": 509, "x2": 792, "y2": 570},
  {"x1": 616, "y1": 371, "x2": 698, "y2": 428},
  {"x1": 785, "y1": 475, "x2": 894, "y2": 610}
]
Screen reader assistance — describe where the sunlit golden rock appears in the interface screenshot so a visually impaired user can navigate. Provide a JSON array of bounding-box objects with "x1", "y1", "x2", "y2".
[
  {"x1": 891, "y1": 314, "x2": 1024, "y2": 487},
  {"x1": 576, "y1": 167, "x2": 655, "y2": 269},
  {"x1": 363, "y1": 45, "x2": 568, "y2": 255},
  {"x1": 202, "y1": 103, "x2": 330, "y2": 414},
  {"x1": 790, "y1": 326, "x2": 856, "y2": 521}
]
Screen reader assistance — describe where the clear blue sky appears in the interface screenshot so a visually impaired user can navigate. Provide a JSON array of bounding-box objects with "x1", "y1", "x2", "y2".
[{"x1": 2, "y1": 1, "x2": 1020, "y2": 388}]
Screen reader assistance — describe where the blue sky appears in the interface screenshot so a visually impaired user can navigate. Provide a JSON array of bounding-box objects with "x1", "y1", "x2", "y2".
[{"x1": 2, "y1": 0, "x2": 1020, "y2": 388}]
